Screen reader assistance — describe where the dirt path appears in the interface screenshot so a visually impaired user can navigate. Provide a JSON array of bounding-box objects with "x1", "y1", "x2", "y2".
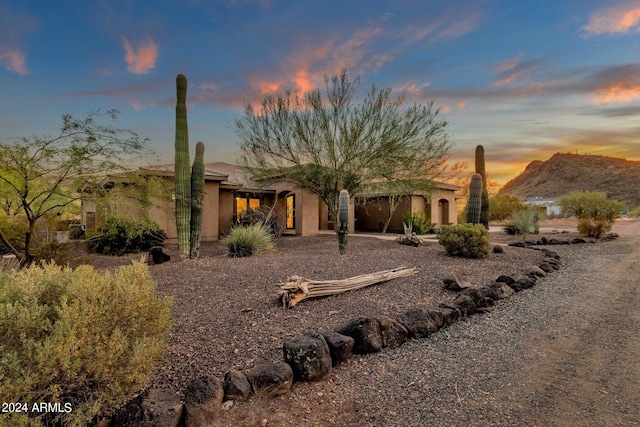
[{"x1": 521, "y1": 221, "x2": 640, "y2": 426}]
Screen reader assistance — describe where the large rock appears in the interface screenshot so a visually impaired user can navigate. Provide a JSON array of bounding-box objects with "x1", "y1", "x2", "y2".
[
  {"x1": 460, "y1": 287, "x2": 493, "y2": 309},
  {"x1": 526, "y1": 266, "x2": 547, "y2": 278},
  {"x1": 246, "y1": 362, "x2": 293, "y2": 398},
  {"x1": 223, "y1": 370, "x2": 251, "y2": 401},
  {"x1": 183, "y1": 376, "x2": 224, "y2": 427},
  {"x1": 147, "y1": 246, "x2": 170, "y2": 265},
  {"x1": 396, "y1": 307, "x2": 438, "y2": 338},
  {"x1": 110, "y1": 388, "x2": 183, "y2": 427},
  {"x1": 488, "y1": 282, "x2": 515, "y2": 300},
  {"x1": 436, "y1": 304, "x2": 461, "y2": 326},
  {"x1": 335, "y1": 317, "x2": 383, "y2": 354},
  {"x1": 422, "y1": 305, "x2": 445, "y2": 328},
  {"x1": 443, "y1": 273, "x2": 471, "y2": 290},
  {"x1": 378, "y1": 316, "x2": 408, "y2": 348},
  {"x1": 452, "y1": 294, "x2": 476, "y2": 316},
  {"x1": 283, "y1": 333, "x2": 332, "y2": 381},
  {"x1": 321, "y1": 331, "x2": 354, "y2": 365}
]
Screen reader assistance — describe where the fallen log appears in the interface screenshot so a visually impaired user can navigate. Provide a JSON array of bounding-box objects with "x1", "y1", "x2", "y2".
[{"x1": 277, "y1": 267, "x2": 418, "y2": 308}]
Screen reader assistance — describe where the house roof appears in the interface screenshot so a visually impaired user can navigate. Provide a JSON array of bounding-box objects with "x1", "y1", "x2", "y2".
[{"x1": 138, "y1": 164, "x2": 229, "y2": 182}]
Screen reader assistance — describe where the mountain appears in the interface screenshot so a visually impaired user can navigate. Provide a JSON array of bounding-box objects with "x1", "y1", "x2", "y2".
[{"x1": 499, "y1": 153, "x2": 640, "y2": 208}]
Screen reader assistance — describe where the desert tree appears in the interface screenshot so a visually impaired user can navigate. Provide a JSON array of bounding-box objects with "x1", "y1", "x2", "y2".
[
  {"x1": 233, "y1": 70, "x2": 453, "y2": 228},
  {"x1": 0, "y1": 109, "x2": 152, "y2": 264}
]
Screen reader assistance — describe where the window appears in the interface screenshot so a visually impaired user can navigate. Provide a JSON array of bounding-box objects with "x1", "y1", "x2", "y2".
[
  {"x1": 236, "y1": 196, "x2": 261, "y2": 218},
  {"x1": 286, "y1": 194, "x2": 295, "y2": 229}
]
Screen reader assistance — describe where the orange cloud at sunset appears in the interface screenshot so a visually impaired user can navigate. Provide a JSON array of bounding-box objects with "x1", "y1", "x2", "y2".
[
  {"x1": 0, "y1": 48, "x2": 28, "y2": 75},
  {"x1": 593, "y1": 83, "x2": 640, "y2": 104},
  {"x1": 583, "y1": 2, "x2": 640, "y2": 35},
  {"x1": 122, "y1": 37, "x2": 158, "y2": 74}
]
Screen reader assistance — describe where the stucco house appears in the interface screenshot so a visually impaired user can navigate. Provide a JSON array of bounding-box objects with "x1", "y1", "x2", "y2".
[{"x1": 82, "y1": 162, "x2": 459, "y2": 240}]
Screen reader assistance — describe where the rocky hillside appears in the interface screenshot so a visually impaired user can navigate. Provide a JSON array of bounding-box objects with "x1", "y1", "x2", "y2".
[{"x1": 499, "y1": 153, "x2": 640, "y2": 208}]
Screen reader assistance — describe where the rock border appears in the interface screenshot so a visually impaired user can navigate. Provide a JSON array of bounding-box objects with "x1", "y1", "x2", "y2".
[{"x1": 105, "y1": 234, "x2": 618, "y2": 426}]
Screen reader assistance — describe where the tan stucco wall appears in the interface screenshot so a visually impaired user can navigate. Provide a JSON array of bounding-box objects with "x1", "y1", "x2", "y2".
[{"x1": 218, "y1": 190, "x2": 235, "y2": 236}]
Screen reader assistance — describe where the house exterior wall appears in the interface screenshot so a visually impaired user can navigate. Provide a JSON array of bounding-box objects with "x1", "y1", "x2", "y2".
[{"x1": 218, "y1": 190, "x2": 235, "y2": 236}]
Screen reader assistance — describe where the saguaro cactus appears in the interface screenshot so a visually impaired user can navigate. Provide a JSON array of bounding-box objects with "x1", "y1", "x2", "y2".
[
  {"x1": 466, "y1": 173, "x2": 483, "y2": 224},
  {"x1": 175, "y1": 74, "x2": 191, "y2": 258},
  {"x1": 190, "y1": 141, "x2": 205, "y2": 258},
  {"x1": 338, "y1": 189, "x2": 349, "y2": 254},
  {"x1": 475, "y1": 145, "x2": 490, "y2": 228}
]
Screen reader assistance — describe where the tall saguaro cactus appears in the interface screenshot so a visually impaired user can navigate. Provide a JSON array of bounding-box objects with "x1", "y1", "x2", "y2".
[
  {"x1": 466, "y1": 173, "x2": 483, "y2": 224},
  {"x1": 175, "y1": 74, "x2": 191, "y2": 258},
  {"x1": 338, "y1": 189, "x2": 349, "y2": 254},
  {"x1": 190, "y1": 141, "x2": 205, "y2": 258},
  {"x1": 475, "y1": 145, "x2": 490, "y2": 228}
]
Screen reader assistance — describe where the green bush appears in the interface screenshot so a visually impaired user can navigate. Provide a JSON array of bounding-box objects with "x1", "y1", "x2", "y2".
[
  {"x1": 86, "y1": 217, "x2": 167, "y2": 256},
  {"x1": 438, "y1": 223, "x2": 491, "y2": 258},
  {"x1": 401, "y1": 211, "x2": 435, "y2": 234},
  {"x1": 0, "y1": 261, "x2": 172, "y2": 427},
  {"x1": 221, "y1": 224, "x2": 274, "y2": 257},
  {"x1": 577, "y1": 216, "x2": 612, "y2": 238},
  {"x1": 489, "y1": 194, "x2": 527, "y2": 221}
]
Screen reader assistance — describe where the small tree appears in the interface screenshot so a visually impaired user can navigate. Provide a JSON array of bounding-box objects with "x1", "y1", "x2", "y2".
[
  {"x1": 559, "y1": 190, "x2": 624, "y2": 238},
  {"x1": 0, "y1": 110, "x2": 151, "y2": 264},
  {"x1": 489, "y1": 194, "x2": 527, "y2": 221},
  {"x1": 234, "y1": 70, "x2": 452, "y2": 231}
]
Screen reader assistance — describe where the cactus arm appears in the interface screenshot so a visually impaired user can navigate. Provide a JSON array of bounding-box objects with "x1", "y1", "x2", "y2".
[
  {"x1": 338, "y1": 189, "x2": 349, "y2": 254},
  {"x1": 475, "y1": 145, "x2": 490, "y2": 228},
  {"x1": 466, "y1": 173, "x2": 483, "y2": 224},
  {"x1": 175, "y1": 74, "x2": 191, "y2": 258},
  {"x1": 189, "y1": 141, "x2": 205, "y2": 258}
]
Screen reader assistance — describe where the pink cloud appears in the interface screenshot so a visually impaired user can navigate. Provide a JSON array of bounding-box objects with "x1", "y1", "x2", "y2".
[
  {"x1": 583, "y1": 2, "x2": 640, "y2": 35},
  {"x1": 0, "y1": 48, "x2": 28, "y2": 75},
  {"x1": 122, "y1": 37, "x2": 158, "y2": 74}
]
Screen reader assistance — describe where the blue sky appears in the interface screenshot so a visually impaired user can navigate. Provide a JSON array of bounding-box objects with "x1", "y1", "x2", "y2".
[{"x1": 1, "y1": 0, "x2": 639, "y2": 184}]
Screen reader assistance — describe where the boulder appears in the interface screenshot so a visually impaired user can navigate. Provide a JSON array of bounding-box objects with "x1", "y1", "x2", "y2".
[
  {"x1": 436, "y1": 303, "x2": 461, "y2": 326},
  {"x1": 477, "y1": 286, "x2": 499, "y2": 302},
  {"x1": 452, "y1": 294, "x2": 477, "y2": 316},
  {"x1": 321, "y1": 331, "x2": 354, "y2": 365},
  {"x1": 335, "y1": 317, "x2": 383, "y2": 354},
  {"x1": 398, "y1": 236, "x2": 421, "y2": 246},
  {"x1": 460, "y1": 287, "x2": 493, "y2": 309},
  {"x1": 110, "y1": 388, "x2": 183, "y2": 427},
  {"x1": 183, "y1": 376, "x2": 224, "y2": 427},
  {"x1": 396, "y1": 307, "x2": 438, "y2": 338},
  {"x1": 496, "y1": 275, "x2": 515, "y2": 285},
  {"x1": 572, "y1": 238, "x2": 586, "y2": 244},
  {"x1": 147, "y1": 246, "x2": 170, "y2": 265},
  {"x1": 443, "y1": 273, "x2": 471, "y2": 290},
  {"x1": 246, "y1": 362, "x2": 293, "y2": 398},
  {"x1": 283, "y1": 333, "x2": 332, "y2": 381},
  {"x1": 422, "y1": 305, "x2": 445, "y2": 328},
  {"x1": 508, "y1": 241, "x2": 527, "y2": 248},
  {"x1": 526, "y1": 266, "x2": 547, "y2": 278},
  {"x1": 492, "y1": 245, "x2": 505, "y2": 254},
  {"x1": 512, "y1": 273, "x2": 535, "y2": 290},
  {"x1": 487, "y1": 282, "x2": 515, "y2": 300},
  {"x1": 378, "y1": 316, "x2": 408, "y2": 348},
  {"x1": 538, "y1": 263, "x2": 554, "y2": 273},
  {"x1": 223, "y1": 370, "x2": 251, "y2": 401}
]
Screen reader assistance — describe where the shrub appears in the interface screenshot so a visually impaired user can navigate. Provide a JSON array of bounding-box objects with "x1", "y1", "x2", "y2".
[
  {"x1": 221, "y1": 224, "x2": 274, "y2": 257},
  {"x1": 86, "y1": 217, "x2": 167, "y2": 256},
  {"x1": 0, "y1": 261, "x2": 172, "y2": 427},
  {"x1": 438, "y1": 223, "x2": 491, "y2": 258},
  {"x1": 577, "y1": 215, "x2": 612, "y2": 238},
  {"x1": 502, "y1": 209, "x2": 536, "y2": 238},
  {"x1": 401, "y1": 211, "x2": 434, "y2": 234}
]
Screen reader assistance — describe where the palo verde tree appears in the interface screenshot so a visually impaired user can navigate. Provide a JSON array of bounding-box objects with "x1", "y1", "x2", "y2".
[
  {"x1": 0, "y1": 110, "x2": 151, "y2": 264},
  {"x1": 234, "y1": 69, "x2": 453, "y2": 232}
]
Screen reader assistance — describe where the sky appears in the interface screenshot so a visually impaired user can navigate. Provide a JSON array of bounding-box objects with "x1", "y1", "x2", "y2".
[{"x1": 1, "y1": 0, "x2": 640, "y2": 186}]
